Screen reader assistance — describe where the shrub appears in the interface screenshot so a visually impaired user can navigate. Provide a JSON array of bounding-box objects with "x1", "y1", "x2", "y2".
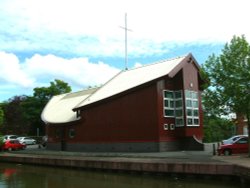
[{"x1": 0, "y1": 135, "x2": 4, "y2": 151}]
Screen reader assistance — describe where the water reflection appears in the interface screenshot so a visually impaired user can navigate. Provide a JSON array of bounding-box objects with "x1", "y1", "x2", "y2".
[{"x1": 0, "y1": 162, "x2": 238, "y2": 188}]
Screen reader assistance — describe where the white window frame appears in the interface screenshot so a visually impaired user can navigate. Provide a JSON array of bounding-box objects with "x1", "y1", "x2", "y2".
[
  {"x1": 170, "y1": 124, "x2": 175, "y2": 130},
  {"x1": 174, "y1": 91, "x2": 184, "y2": 127},
  {"x1": 163, "y1": 124, "x2": 169, "y2": 130},
  {"x1": 185, "y1": 90, "x2": 199, "y2": 126},
  {"x1": 163, "y1": 90, "x2": 184, "y2": 127},
  {"x1": 163, "y1": 90, "x2": 175, "y2": 117}
]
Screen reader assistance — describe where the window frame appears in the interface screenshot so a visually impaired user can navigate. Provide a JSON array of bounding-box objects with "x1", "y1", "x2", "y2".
[
  {"x1": 163, "y1": 90, "x2": 184, "y2": 127},
  {"x1": 185, "y1": 90, "x2": 199, "y2": 126},
  {"x1": 174, "y1": 90, "x2": 184, "y2": 127},
  {"x1": 163, "y1": 124, "x2": 169, "y2": 130},
  {"x1": 69, "y1": 128, "x2": 76, "y2": 139},
  {"x1": 163, "y1": 90, "x2": 175, "y2": 118}
]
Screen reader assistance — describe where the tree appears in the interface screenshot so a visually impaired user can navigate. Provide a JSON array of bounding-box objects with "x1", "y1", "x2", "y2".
[
  {"x1": 1, "y1": 96, "x2": 30, "y2": 135},
  {"x1": 202, "y1": 35, "x2": 250, "y2": 155},
  {"x1": 1, "y1": 79, "x2": 72, "y2": 136},
  {"x1": 0, "y1": 106, "x2": 3, "y2": 127},
  {"x1": 22, "y1": 79, "x2": 72, "y2": 135},
  {"x1": 203, "y1": 114, "x2": 234, "y2": 143},
  {"x1": 0, "y1": 105, "x2": 4, "y2": 142},
  {"x1": 33, "y1": 79, "x2": 71, "y2": 101}
]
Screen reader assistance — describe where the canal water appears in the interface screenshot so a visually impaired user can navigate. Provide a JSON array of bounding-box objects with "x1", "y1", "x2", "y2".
[{"x1": 0, "y1": 162, "x2": 239, "y2": 188}]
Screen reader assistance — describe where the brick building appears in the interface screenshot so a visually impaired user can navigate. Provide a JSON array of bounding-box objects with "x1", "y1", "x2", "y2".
[{"x1": 41, "y1": 53, "x2": 205, "y2": 152}]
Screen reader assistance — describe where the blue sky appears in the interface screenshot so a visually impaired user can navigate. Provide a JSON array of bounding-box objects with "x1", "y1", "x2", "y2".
[{"x1": 0, "y1": 0, "x2": 249, "y2": 102}]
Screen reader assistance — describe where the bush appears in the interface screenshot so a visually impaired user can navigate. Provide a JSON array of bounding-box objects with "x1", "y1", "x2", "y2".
[
  {"x1": 203, "y1": 116, "x2": 235, "y2": 143},
  {"x1": 0, "y1": 135, "x2": 4, "y2": 151}
]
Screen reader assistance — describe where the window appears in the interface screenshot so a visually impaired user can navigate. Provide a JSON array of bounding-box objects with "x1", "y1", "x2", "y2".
[
  {"x1": 76, "y1": 110, "x2": 81, "y2": 118},
  {"x1": 163, "y1": 90, "x2": 184, "y2": 127},
  {"x1": 69, "y1": 128, "x2": 76, "y2": 138},
  {"x1": 176, "y1": 118, "x2": 184, "y2": 126},
  {"x1": 236, "y1": 137, "x2": 248, "y2": 144},
  {"x1": 174, "y1": 91, "x2": 184, "y2": 127},
  {"x1": 163, "y1": 91, "x2": 175, "y2": 117},
  {"x1": 170, "y1": 124, "x2": 175, "y2": 130},
  {"x1": 185, "y1": 90, "x2": 199, "y2": 126},
  {"x1": 163, "y1": 124, "x2": 168, "y2": 130}
]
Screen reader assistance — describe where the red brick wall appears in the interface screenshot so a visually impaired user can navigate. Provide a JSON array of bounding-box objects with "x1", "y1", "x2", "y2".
[
  {"x1": 182, "y1": 61, "x2": 203, "y2": 140},
  {"x1": 68, "y1": 83, "x2": 159, "y2": 144}
]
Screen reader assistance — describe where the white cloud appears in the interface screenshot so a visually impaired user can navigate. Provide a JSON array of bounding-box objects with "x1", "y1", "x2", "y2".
[
  {"x1": 1, "y1": 0, "x2": 250, "y2": 101},
  {"x1": 1, "y1": 0, "x2": 250, "y2": 58},
  {"x1": 0, "y1": 51, "x2": 120, "y2": 90},
  {"x1": 0, "y1": 51, "x2": 34, "y2": 87},
  {"x1": 23, "y1": 54, "x2": 120, "y2": 87},
  {"x1": 133, "y1": 62, "x2": 143, "y2": 68}
]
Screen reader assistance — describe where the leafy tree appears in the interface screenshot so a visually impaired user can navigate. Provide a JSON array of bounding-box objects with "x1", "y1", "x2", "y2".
[
  {"x1": 1, "y1": 79, "x2": 72, "y2": 136},
  {"x1": 0, "y1": 136, "x2": 3, "y2": 150},
  {"x1": 1, "y1": 96, "x2": 30, "y2": 135},
  {"x1": 22, "y1": 79, "x2": 72, "y2": 135},
  {"x1": 33, "y1": 79, "x2": 71, "y2": 101},
  {"x1": 0, "y1": 106, "x2": 3, "y2": 149},
  {"x1": 0, "y1": 106, "x2": 3, "y2": 127},
  {"x1": 203, "y1": 115, "x2": 234, "y2": 143},
  {"x1": 202, "y1": 35, "x2": 250, "y2": 155},
  {"x1": 21, "y1": 96, "x2": 45, "y2": 135}
]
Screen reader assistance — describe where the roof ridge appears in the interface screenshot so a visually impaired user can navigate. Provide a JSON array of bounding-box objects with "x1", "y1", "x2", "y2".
[
  {"x1": 125, "y1": 54, "x2": 188, "y2": 72},
  {"x1": 62, "y1": 87, "x2": 100, "y2": 100}
]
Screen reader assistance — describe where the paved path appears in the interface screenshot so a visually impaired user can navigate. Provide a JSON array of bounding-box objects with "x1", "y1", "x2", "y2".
[{"x1": 12, "y1": 144, "x2": 250, "y2": 166}]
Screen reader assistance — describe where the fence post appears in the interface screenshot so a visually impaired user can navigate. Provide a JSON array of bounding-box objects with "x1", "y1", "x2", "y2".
[{"x1": 213, "y1": 143, "x2": 216, "y2": 155}]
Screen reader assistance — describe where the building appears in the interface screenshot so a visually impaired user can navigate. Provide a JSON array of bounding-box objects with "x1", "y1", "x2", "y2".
[
  {"x1": 41, "y1": 53, "x2": 205, "y2": 152},
  {"x1": 235, "y1": 113, "x2": 249, "y2": 135}
]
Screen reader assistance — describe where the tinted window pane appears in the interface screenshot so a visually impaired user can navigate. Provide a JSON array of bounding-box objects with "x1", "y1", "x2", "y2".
[
  {"x1": 176, "y1": 109, "x2": 183, "y2": 116},
  {"x1": 165, "y1": 109, "x2": 174, "y2": 117},
  {"x1": 175, "y1": 100, "x2": 182, "y2": 108},
  {"x1": 175, "y1": 91, "x2": 182, "y2": 98},
  {"x1": 69, "y1": 129, "x2": 75, "y2": 138},
  {"x1": 193, "y1": 110, "x2": 199, "y2": 117},
  {"x1": 176, "y1": 118, "x2": 184, "y2": 126},
  {"x1": 187, "y1": 118, "x2": 193, "y2": 125},
  {"x1": 192, "y1": 101, "x2": 198, "y2": 108},
  {"x1": 185, "y1": 91, "x2": 192, "y2": 98},
  {"x1": 187, "y1": 109, "x2": 192, "y2": 116},
  {"x1": 165, "y1": 91, "x2": 174, "y2": 98},
  {"x1": 170, "y1": 100, "x2": 174, "y2": 108},
  {"x1": 164, "y1": 100, "x2": 168, "y2": 107},
  {"x1": 192, "y1": 92, "x2": 198, "y2": 99},
  {"x1": 193, "y1": 118, "x2": 199, "y2": 125},
  {"x1": 186, "y1": 100, "x2": 192, "y2": 107}
]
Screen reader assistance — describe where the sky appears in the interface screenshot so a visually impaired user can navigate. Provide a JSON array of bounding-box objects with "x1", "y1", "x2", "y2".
[{"x1": 0, "y1": 0, "x2": 250, "y2": 102}]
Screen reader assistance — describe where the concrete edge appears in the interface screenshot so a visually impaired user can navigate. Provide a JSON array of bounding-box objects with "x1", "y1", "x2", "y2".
[{"x1": 0, "y1": 154, "x2": 237, "y2": 176}]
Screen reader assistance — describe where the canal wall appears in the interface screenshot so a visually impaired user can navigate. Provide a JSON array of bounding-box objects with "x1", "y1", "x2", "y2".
[{"x1": 0, "y1": 152, "x2": 249, "y2": 183}]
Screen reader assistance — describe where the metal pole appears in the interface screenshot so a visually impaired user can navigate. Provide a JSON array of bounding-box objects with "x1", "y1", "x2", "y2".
[{"x1": 125, "y1": 13, "x2": 128, "y2": 70}]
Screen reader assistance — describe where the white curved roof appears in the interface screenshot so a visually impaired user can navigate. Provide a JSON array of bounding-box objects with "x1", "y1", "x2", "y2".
[{"x1": 41, "y1": 87, "x2": 98, "y2": 124}]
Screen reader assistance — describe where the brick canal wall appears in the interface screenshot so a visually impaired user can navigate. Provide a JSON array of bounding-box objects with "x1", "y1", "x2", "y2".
[{"x1": 0, "y1": 153, "x2": 249, "y2": 182}]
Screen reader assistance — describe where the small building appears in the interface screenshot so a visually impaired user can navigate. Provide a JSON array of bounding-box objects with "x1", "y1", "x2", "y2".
[
  {"x1": 235, "y1": 113, "x2": 249, "y2": 136},
  {"x1": 41, "y1": 53, "x2": 205, "y2": 152}
]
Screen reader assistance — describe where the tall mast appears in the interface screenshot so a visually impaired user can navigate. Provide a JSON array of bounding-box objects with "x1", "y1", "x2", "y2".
[
  {"x1": 125, "y1": 13, "x2": 128, "y2": 70},
  {"x1": 120, "y1": 13, "x2": 132, "y2": 70}
]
